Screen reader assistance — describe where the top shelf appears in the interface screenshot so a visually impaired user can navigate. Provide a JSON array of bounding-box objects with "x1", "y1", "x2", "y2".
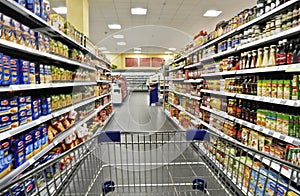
[
  {"x1": 0, "y1": 0, "x2": 111, "y2": 66},
  {"x1": 187, "y1": 0, "x2": 299, "y2": 55}
]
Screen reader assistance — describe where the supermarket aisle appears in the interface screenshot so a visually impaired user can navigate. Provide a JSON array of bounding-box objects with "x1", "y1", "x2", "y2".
[{"x1": 104, "y1": 92, "x2": 177, "y2": 131}]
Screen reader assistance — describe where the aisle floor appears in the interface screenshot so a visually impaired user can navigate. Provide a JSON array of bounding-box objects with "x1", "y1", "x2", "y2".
[{"x1": 104, "y1": 92, "x2": 177, "y2": 132}]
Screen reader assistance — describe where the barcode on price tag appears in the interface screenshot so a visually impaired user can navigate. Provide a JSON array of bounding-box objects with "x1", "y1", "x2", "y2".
[
  {"x1": 280, "y1": 99, "x2": 287, "y2": 105},
  {"x1": 279, "y1": 135, "x2": 286, "y2": 140}
]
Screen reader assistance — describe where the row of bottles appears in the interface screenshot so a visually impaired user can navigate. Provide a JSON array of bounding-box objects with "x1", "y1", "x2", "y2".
[{"x1": 240, "y1": 38, "x2": 300, "y2": 69}]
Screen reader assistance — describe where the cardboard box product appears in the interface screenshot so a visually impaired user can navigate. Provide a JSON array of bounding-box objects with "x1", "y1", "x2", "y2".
[{"x1": 2, "y1": 55, "x2": 11, "y2": 86}]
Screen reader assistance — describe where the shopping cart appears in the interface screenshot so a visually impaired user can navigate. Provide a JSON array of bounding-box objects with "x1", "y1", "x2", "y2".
[{"x1": 1, "y1": 130, "x2": 299, "y2": 196}]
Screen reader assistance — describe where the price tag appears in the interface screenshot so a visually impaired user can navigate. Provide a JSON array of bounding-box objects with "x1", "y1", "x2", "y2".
[
  {"x1": 292, "y1": 139, "x2": 300, "y2": 146},
  {"x1": 269, "y1": 98, "x2": 274, "y2": 103},
  {"x1": 279, "y1": 134, "x2": 286, "y2": 140},
  {"x1": 259, "y1": 97, "x2": 265, "y2": 102},
  {"x1": 244, "y1": 95, "x2": 249, "y2": 99},
  {"x1": 251, "y1": 125, "x2": 255, "y2": 129},
  {"x1": 28, "y1": 159, "x2": 35, "y2": 165},
  {"x1": 268, "y1": 130, "x2": 274, "y2": 136},
  {"x1": 259, "y1": 127, "x2": 264, "y2": 132},
  {"x1": 10, "y1": 85, "x2": 20, "y2": 91},
  {"x1": 278, "y1": 99, "x2": 286, "y2": 105}
]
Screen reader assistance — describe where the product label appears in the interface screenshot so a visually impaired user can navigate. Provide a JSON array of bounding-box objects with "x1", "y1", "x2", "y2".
[
  {"x1": 10, "y1": 59, "x2": 19, "y2": 85},
  {"x1": 29, "y1": 62, "x2": 36, "y2": 84},
  {"x1": 2, "y1": 56, "x2": 11, "y2": 86}
]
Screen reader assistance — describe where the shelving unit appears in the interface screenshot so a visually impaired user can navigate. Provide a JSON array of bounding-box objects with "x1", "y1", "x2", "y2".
[
  {"x1": 0, "y1": 0, "x2": 114, "y2": 188},
  {"x1": 163, "y1": 0, "x2": 300, "y2": 195}
]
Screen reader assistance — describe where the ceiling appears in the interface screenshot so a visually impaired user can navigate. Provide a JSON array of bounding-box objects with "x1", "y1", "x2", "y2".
[{"x1": 49, "y1": 0, "x2": 256, "y2": 54}]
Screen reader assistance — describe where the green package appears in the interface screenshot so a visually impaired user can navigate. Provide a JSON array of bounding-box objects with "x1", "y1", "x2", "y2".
[
  {"x1": 257, "y1": 80, "x2": 262, "y2": 97},
  {"x1": 265, "y1": 111, "x2": 271, "y2": 129},
  {"x1": 289, "y1": 115, "x2": 295, "y2": 137},
  {"x1": 283, "y1": 80, "x2": 291, "y2": 100},
  {"x1": 295, "y1": 116, "x2": 300, "y2": 138},
  {"x1": 277, "y1": 80, "x2": 284, "y2": 99},
  {"x1": 276, "y1": 113, "x2": 283, "y2": 133},
  {"x1": 271, "y1": 80, "x2": 278, "y2": 98},
  {"x1": 282, "y1": 114, "x2": 289, "y2": 135},
  {"x1": 270, "y1": 112, "x2": 277, "y2": 131}
]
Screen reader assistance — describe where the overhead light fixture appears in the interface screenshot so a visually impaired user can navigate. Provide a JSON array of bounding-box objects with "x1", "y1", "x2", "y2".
[
  {"x1": 98, "y1": 47, "x2": 107, "y2": 51},
  {"x1": 131, "y1": 8, "x2": 147, "y2": 15},
  {"x1": 113, "y1": 34, "x2": 124, "y2": 39},
  {"x1": 134, "y1": 48, "x2": 142, "y2": 51},
  {"x1": 168, "y1": 48, "x2": 176, "y2": 51},
  {"x1": 134, "y1": 51, "x2": 141, "y2": 54},
  {"x1": 165, "y1": 51, "x2": 172, "y2": 54},
  {"x1": 103, "y1": 51, "x2": 110, "y2": 54},
  {"x1": 117, "y1": 42, "x2": 126, "y2": 46},
  {"x1": 108, "y1": 24, "x2": 122, "y2": 29},
  {"x1": 203, "y1": 10, "x2": 222, "y2": 17},
  {"x1": 52, "y1": 7, "x2": 67, "y2": 14}
]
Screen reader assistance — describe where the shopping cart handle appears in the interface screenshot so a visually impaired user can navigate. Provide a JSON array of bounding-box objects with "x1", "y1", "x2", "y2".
[
  {"x1": 186, "y1": 130, "x2": 207, "y2": 141},
  {"x1": 192, "y1": 178, "x2": 207, "y2": 192},
  {"x1": 98, "y1": 131, "x2": 121, "y2": 143},
  {"x1": 102, "y1": 180, "x2": 115, "y2": 195}
]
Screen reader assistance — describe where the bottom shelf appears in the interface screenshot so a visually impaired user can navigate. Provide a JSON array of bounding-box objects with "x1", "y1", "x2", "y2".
[{"x1": 163, "y1": 109, "x2": 185, "y2": 131}]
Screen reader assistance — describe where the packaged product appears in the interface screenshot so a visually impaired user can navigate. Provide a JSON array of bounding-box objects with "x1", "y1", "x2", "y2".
[
  {"x1": 258, "y1": 135, "x2": 265, "y2": 152},
  {"x1": 280, "y1": 114, "x2": 289, "y2": 135},
  {"x1": 10, "y1": 59, "x2": 19, "y2": 85},
  {"x1": 291, "y1": 74, "x2": 299, "y2": 100},
  {"x1": 265, "y1": 80, "x2": 272, "y2": 97},
  {"x1": 19, "y1": 110, "x2": 28, "y2": 126},
  {"x1": 265, "y1": 111, "x2": 272, "y2": 129},
  {"x1": 283, "y1": 80, "x2": 291, "y2": 100},
  {"x1": 29, "y1": 29, "x2": 36, "y2": 49},
  {"x1": 29, "y1": 62, "x2": 36, "y2": 84},
  {"x1": 35, "y1": 64, "x2": 45, "y2": 84},
  {"x1": 47, "y1": 125, "x2": 58, "y2": 143},
  {"x1": 271, "y1": 80, "x2": 277, "y2": 98},
  {"x1": 44, "y1": 35, "x2": 50, "y2": 53},
  {"x1": 15, "y1": 0, "x2": 26, "y2": 7},
  {"x1": 2, "y1": 55, "x2": 11, "y2": 86},
  {"x1": 19, "y1": 60, "x2": 30, "y2": 84},
  {"x1": 276, "y1": 113, "x2": 283, "y2": 133},
  {"x1": 13, "y1": 20, "x2": 23, "y2": 45},
  {"x1": 2, "y1": 14, "x2": 14, "y2": 42},
  {"x1": 249, "y1": 131, "x2": 259, "y2": 150},
  {"x1": 24, "y1": 131, "x2": 34, "y2": 160},
  {"x1": 277, "y1": 80, "x2": 284, "y2": 99},
  {"x1": 289, "y1": 115, "x2": 295, "y2": 137},
  {"x1": 41, "y1": 125, "x2": 48, "y2": 149},
  {"x1": 257, "y1": 80, "x2": 262, "y2": 96},
  {"x1": 0, "y1": 53, "x2": 3, "y2": 85},
  {"x1": 40, "y1": 0, "x2": 51, "y2": 23},
  {"x1": 33, "y1": 127, "x2": 42, "y2": 155},
  {"x1": 0, "y1": 139, "x2": 13, "y2": 179},
  {"x1": 241, "y1": 128, "x2": 249, "y2": 145},
  {"x1": 270, "y1": 112, "x2": 277, "y2": 131},
  {"x1": 11, "y1": 135, "x2": 26, "y2": 168},
  {"x1": 21, "y1": 24, "x2": 31, "y2": 48},
  {"x1": 59, "y1": 114, "x2": 71, "y2": 129},
  {"x1": 294, "y1": 116, "x2": 300, "y2": 137},
  {"x1": 26, "y1": 0, "x2": 41, "y2": 16},
  {"x1": 50, "y1": 14, "x2": 65, "y2": 32},
  {"x1": 51, "y1": 118, "x2": 65, "y2": 132}
]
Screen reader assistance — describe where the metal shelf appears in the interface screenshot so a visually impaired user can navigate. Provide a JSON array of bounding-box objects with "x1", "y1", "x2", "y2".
[
  {"x1": 0, "y1": 101, "x2": 112, "y2": 186},
  {"x1": 95, "y1": 111, "x2": 115, "y2": 134},
  {"x1": 168, "y1": 102, "x2": 201, "y2": 122},
  {"x1": 171, "y1": 90, "x2": 201, "y2": 101},
  {"x1": 200, "y1": 106, "x2": 300, "y2": 146},
  {"x1": 201, "y1": 89, "x2": 236, "y2": 97},
  {"x1": 0, "y1": 39, "x2": 96, "y2": 71},
  {"x1": 184, "y1": 79, "x2": 203, "y2": 83},
  {"x1": 97, "y1": 80, "x2": 111, "y2": 83},
  {"x1": 168, "y1": 64, "x2": 185, "y2": 72},
  {"x1": 163, "y1": 110, "x2": 185, "y2": 131},
  {"x1": 169, "y1": 78, "x2": 185, "y2": 82},
  {"x1": 0, "y1": 82, "x2": 97, "y2": 92},
  {"x1": 201, "y1": 70, "x2": 236, "y2": 77}
]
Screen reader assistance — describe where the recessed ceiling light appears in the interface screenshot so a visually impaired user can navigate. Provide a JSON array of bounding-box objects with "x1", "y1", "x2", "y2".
[
  {"x1": 108, "y1": 24, "x2": 122, "y2": 29},
  {"x1": 117, "y1": 42, "x2": 126, "y2": 46},
  {"x1": 165, "y1": 51, "x2": 172, "y2": 54},
  {"x1": 203, "y1": 10, "x2": 222, "y2": 17},
  {"x1": 98, "y1": 47, "x2": 107, "y2": 51},
  {"x1": 103, "y1": 51, "x2": 110, "y2": 54},
  {"x1": 52, "y1": 7, "x2": 67, "y2": 14},
  {"x1": 134, "y1": 51, "x2": 141, "y2": 54},
  {"x1": 131, "y1": 8, "x2": 147, "y2": 15},
  {"x1": 168, "y1": 48, "x2": 176, "y2": 51},
  {"x1": 113, "y1": 34, "x2": 124, "y2": 39},
  {"x1": 134, "y1": 48, "x2": 142, "y2": 51}
]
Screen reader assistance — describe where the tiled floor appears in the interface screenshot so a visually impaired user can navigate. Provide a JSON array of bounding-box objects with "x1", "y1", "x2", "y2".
[{"x1": 104, "y1": 92, "x2": 177, "y2": 132}]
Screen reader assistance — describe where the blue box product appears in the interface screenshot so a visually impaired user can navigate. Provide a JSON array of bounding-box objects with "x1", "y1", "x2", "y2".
[
  {"x1": 10, "y1": 113, "x2": 19, "y2": 129},
  {"x1": 24, "y1": 131, "x2": 34, "y2": 160},
  {"x1": 11, "y1": 136, "x2": 25, "y2": 168},
  {"x1": 33, "y1": 127, "x2": 42, "y2": 155},
  {"x1": 29, "y1": 62, "x2": 36, "y2": 84},
  {"x1": 25, "y1": 179, "x2": 36, "y2": 195},
  {"x1": 10, "y1": 59, "x2": 19, "y2": 85},
  {"x1": 0, "y1": 122, "x2": 11, "y2": 133},
  {"x1": 18, "y1": 60, "x2": 30, "y2": 84},
  {"x1": 35, "y1": 32, "x2": 45, "y2": 52},
  {"x1": 19, "y1": 110, "x2": 28, "y2": 126},
  {"x1": 26, "y1": 0, "x2": 41, "y2": 16},
  {"x1": 21, "y1": 24, "x2": 31, "y2": 48},
  {"x1": 2, "y1": 14, "x2": 14, "y2": 42},
  {"x1": 13, "y1": 21, "x2": 23, "y2": 45},
  {"x1": 41, "y1": 125, "x2": 48, "y2": 149},
  {"x1": 0, "y1": 139, "x2": 12, "y2": 179},
  {"x1": 2, "y1": 55, "x2": 11, "y2": 86},
  {"x1": 31, "y1": 98, "x2": 40, "y2": 120},
  {"x1": 40, "y1": 0, "x2": 50, "y2": 22},
  {"x1": 41, "y1": 97, "x2": 51, "y2": 116},
  {"x1": 0, "y1": 98, "x2": 10, "y2": 116},
  {"x1": 15, "y1": 0, "x2": 26, "y2": 7},
  {"x1": 18, "y1": 96, "x2": 27, "y2": 111},
  {"x1": 0, "y1": 53, "x2": 4, "y2": 85}
]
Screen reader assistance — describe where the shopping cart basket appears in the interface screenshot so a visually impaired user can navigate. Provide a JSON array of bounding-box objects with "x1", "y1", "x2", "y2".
[
  {"x1": 0, "y1": 130, "x2": 229, "y2": 196},
  {"x1": 1, "y1": 130, "x2": 299, "y2": 196}
]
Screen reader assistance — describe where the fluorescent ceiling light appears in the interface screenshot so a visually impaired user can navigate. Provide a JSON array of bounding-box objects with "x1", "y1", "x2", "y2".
[
  {"x1": 103, "y1": 51, "x2": 110, "y2": 54},
  {"x1": 117, "y1": 42, "x2": 126, "y2": 46},
  {"x1": 52, "y1": 7, "x2": 67, "y2": 14},
  {"x1": 168, "y1": 48, "x2": 176, "y2": 51},
  {"x1": 98, "y1": 47, "x2": 107, "y2": 51},
  {"x1": 134, "y1": 48, "x2": 142, "y2": 51},
  {"x1": 113, "y1": 34, "x2": 124, "y2": 39},
  {"x1": 108, "y1": 24, "x2": 122, "y2": 29},
  {"x1": 134, "y1": 51, "x2": 141, "y2": 54},
  {"x1": 131, "y1": 8, "x2": 147, "y2": 15},
  {"x1": 203, "y1": 10, "x2": 222, "y2": 17},
  {"x1": 165, "y1": 51, "x2": 172, "y2": 54}
]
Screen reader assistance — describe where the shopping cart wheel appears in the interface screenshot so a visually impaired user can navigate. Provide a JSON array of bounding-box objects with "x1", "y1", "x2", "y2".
[
  {"x1": 102, "y1": 180, "x2": 115, "y2": 195},
  {"x1": 192, "y1": 178, "x2": 207, "y2": 193}
]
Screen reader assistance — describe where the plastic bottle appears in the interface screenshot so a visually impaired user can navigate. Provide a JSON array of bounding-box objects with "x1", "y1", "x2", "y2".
[
  {"x1": 268, "y1": 45, "x2": 277, "y2": 66},
  {"x1": 262, "y1": 47, "x2": 270, "y2": 67},
  {"x1": 256, "y1": 48, "x2": 263, "y2": 68}
]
